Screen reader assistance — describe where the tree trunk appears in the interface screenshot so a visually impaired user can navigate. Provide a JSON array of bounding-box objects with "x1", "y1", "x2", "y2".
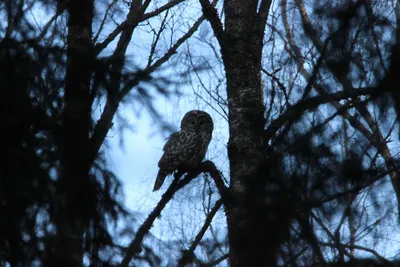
[
  {"x1": 46, "y1": 0, "x2": 94, "y2": 265},
  {"x1": 222, "y1": 1, "x2": 277, "y2": 266}
]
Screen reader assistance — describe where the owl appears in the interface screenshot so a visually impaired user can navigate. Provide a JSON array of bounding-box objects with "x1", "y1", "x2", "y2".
[{"x1": 153, "y1": 110, "x2": 214, "y2": 191}]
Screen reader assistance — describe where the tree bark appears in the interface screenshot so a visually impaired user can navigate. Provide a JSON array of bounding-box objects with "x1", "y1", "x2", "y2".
[
  {"x1": 220, "y1": 0, "x2": 278, "y2": 266},
  {"x1": 47, "y1": 0, "x2": 94, "y2": 265}
]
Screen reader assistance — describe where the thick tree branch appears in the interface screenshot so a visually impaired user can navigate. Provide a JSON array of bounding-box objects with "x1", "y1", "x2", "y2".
[
  {"x1": 141, "y1": 15, "x2": 205, "y2": 75},
  {"x1": 308, "y1": 167, "x2": 393, "y2": 208},
  {"x1": 121, "y1": 161, "x2": 227, "y2": 267},
  {"x1": 264, "y1": 86, "x2": 382, "y2": 142},
  {"x1": 206, "y1": 254, "x2": 230, "y2": 266},
  {"x1": 89, "y1": 0, "x2": 147, "y2": 162},
  {"x1": 198, "y1": 0, "x2": 225, "y2": 45},
  {"x1": 120, "y1": 171, "x2": 202, "y2": 267},
  {"x1": 258, "y1": 0, "x2": 273, "y2": 27},
  {"x1": 294, "y1": 0, "x2": 324, "y2": 49},
  {"x1": 296, "y1": 214, "x2": 326, "y2": 265},
  {"x1": 141, "y1": 0, "x2": 184, "y2": 21},
  {"x1": 94, "y1": 0, "x2": 150, "y2": 55},
  {"x1": 201, "y1": 161, "x2": 231, "y2": 204},
  {"x1": 94, "y1": 0, "x2": 184, "y2": 55}
]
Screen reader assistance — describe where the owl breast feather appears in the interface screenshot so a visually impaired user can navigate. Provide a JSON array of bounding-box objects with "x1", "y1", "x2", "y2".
[{"x1": 183, "y1": 132, "x2": 211, "y2": 168}]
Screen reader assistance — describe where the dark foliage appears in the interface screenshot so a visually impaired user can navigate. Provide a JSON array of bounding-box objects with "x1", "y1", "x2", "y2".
[
  {"x1": 0, "y1": 37, "x2": 56, "y2": 266},
  {"x1": 0, "y1": 1, "x2": 131, "y2": 265}
]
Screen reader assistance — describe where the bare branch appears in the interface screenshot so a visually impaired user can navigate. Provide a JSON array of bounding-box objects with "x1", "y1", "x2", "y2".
[
  {"x1": 120, "y1": 168, "x2": 204, "y2": 267},
  {"x1": 30, "y1": 9, "x2": 62, "y2": 41},
  {"x1": 205, "y1": 253, "x2": 230, "y2": 266},
  {"x1": 93, "y1": 0, "x2": 118, "y2": 44},
  {"x1": 120, "y1": 161, "x2": 227, "y2": 267},
  {"x1": 94, "y1": 0, "x2": 150, "y2": 55},
  {"x1": 264, "y1": 86, "x2": 382, "y2": 142},
  {"x1": 296, "y1": 214, "x2": 326, "y2": 265},
  {"x1": 201, "y1": 161, "x2": 230, "y2": 204},
  {"x1": 198, "y1": 0, "x2": 225, "y2": 45},
  {"x1": 178, "y1": 198, "x2": 223, "y2": 267},
  {"x1": 262, "y1": 68, "x2": 290, "y2": 106},
  {"x1": 282, "y1": 247, "x2": 308, "y2": 267},
  {"x1": 320, "y1": 242, "x2": 391, "y2": 264},
  {"x1": 258, "y1": 0, "x2": 273, "y2": 23},
  {"x1": 309, "y1": 168, "x2": 394, "y2": 208},
  {"x1": 120, "y1": 14, "x2": 206, "y2": 96},
  {"x1": 94, "y1": 0, "x2": 185, "y2": 55},
  {"x1": 141, "y1": 0, "x2": 184, "y2": 21},
  {"x1": 146, "y1": 9, "x2": 169, "y2": 68}
]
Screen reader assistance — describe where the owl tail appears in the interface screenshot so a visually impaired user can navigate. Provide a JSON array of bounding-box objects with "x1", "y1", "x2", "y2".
[{"x1": 153, "y1": 169, "x2": 168, "y2": 191}]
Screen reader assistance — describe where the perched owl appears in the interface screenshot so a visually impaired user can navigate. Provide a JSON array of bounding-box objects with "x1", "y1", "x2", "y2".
[{"x1": 153, "y1": 110, "x2": 214, "y2": 191}]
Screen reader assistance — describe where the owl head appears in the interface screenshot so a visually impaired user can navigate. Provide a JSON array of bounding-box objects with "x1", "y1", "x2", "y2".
[{"x1": 180, "y1": 110, "x2": 214, "y2": 133}]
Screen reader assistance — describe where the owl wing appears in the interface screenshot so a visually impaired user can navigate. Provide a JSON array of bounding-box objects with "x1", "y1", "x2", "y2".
[
  {"x1": 158, "y1": 131, "x2": 201, "y2": 170},
  {"x1": 162, "y1": 132, "x2": 180, "y2": 152},
  {"x1": 153, "y1": 131, "x2": 201, "y2": 191}
]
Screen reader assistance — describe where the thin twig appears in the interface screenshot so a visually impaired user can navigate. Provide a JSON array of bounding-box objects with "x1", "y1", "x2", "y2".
[{"x1": 178, "y1": 199, "x2": 223, "y2": 266}]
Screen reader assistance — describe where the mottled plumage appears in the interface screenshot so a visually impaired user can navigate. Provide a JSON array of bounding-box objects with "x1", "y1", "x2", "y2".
[{"x1": 153, "y1": 110, "x2": 214, "y2": 191}]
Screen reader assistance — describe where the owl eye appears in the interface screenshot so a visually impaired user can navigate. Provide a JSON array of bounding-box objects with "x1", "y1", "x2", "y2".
[
  {"x1": 199, "y1": 121, "x2": 204, "y2": 125},
  {"x1": 191, "y1": 120, "x2": 196, "y2": 125}
]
